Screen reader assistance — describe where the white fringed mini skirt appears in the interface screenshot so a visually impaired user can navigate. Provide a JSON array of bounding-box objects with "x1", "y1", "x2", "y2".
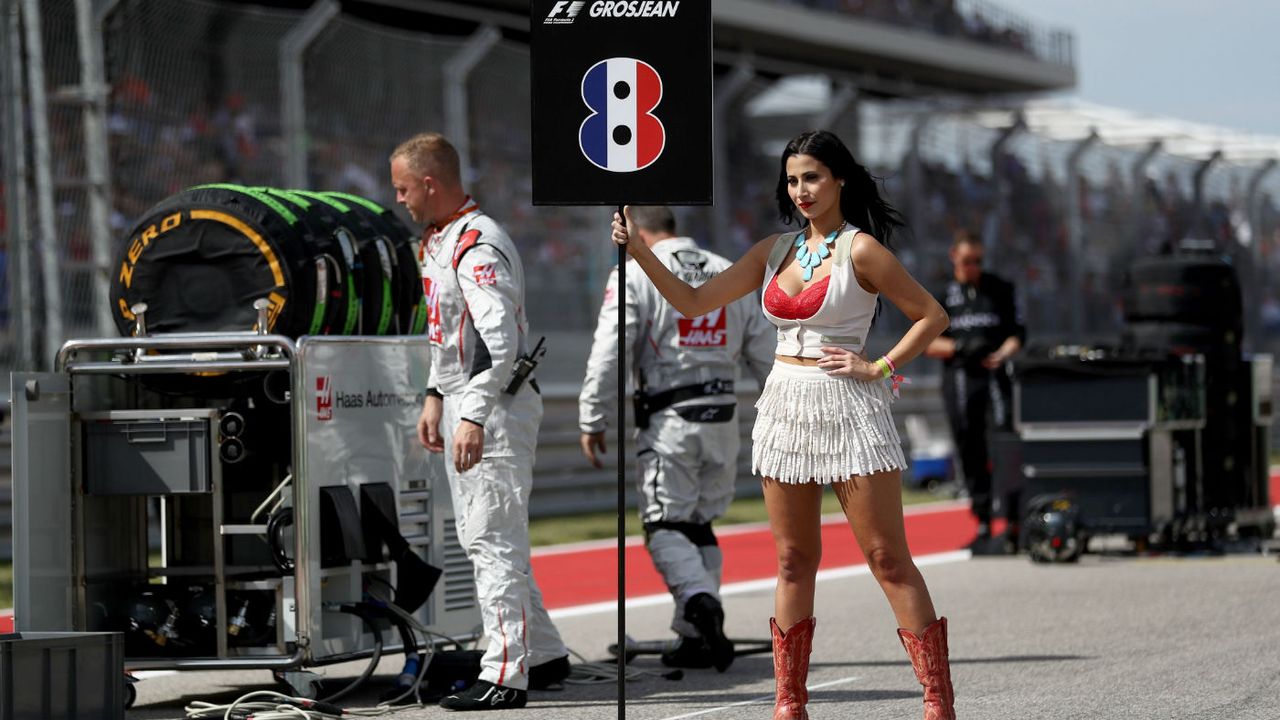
[{"x1": 752, "y1": 360, "x2": 907, "y2": 484}]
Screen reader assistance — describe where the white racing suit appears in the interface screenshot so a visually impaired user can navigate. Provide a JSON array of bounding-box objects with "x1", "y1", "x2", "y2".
[
  {"x1": 579, "y1": 237, "x2": 775, "y2": 639},
  {"x1": 421, "y1": 202, "x2": 566, "y2": 689}
]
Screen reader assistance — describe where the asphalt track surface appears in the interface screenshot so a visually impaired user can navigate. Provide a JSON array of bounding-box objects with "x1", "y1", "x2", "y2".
[{"x1": 126, "y1": 544, "x2": 1280, "y2": 719}]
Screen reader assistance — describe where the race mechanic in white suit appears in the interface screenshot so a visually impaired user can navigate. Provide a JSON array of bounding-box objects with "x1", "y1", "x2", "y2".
[
  {"x1": 579, "y1": 206, "x2": 776, "y2": 672},
  {"x1": 391, "y1": 133, "x2": 568, "y2": 711}
]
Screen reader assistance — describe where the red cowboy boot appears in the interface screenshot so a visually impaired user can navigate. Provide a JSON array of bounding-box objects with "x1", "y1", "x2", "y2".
[
  {"x1": 897, "y1": 617, "x2": 956, "y2": 720},
  {"x1": 770, "y1": 617, "x2": 815, "y2": 720}
]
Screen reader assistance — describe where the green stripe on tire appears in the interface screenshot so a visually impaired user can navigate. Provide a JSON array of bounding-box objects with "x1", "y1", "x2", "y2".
[
  {"x1": 321, "y1": 191, "x2": 390, "y2": 215},
  {"x1": 190, "y1": 183, "x2": 299, "y2": 225},
  {"x1": 290, "y1": 189, "x2": 351, "y2": 213}
]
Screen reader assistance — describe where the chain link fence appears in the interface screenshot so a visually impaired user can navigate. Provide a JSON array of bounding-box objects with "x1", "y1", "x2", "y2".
[
  {"x1": 0, "y1": 0, "x2": 1274, "y2": 388},
  {"x1": 9, "y1": 0, "x2": 1275, "y2": 376}
]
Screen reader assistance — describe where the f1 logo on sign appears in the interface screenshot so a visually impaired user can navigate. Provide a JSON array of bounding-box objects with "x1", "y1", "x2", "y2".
[
  {"x1": 579, "y1": 58, "x2": 665, "y2": 172},
  {"x1": 543, "y1": 1, "x2": 585, "y2": 23}
]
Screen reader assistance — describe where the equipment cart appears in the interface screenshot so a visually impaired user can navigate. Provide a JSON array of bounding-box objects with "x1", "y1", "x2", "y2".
[
  {"x1": 10, "y1": 328, "x2": 480, "y2": 702},
  {"x1": 1012, "y1": 346, "x2": 1274, "y2": 552}
]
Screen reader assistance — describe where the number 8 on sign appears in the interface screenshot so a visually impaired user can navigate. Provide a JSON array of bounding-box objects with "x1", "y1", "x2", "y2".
[{"x1": 579, "y1": 58, "x2": 666, "y2": 172}]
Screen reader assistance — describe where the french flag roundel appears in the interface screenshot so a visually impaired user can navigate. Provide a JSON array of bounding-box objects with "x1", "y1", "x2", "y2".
[{"x1": 579, "y1": 57, "x2": 666, "y2": 173}]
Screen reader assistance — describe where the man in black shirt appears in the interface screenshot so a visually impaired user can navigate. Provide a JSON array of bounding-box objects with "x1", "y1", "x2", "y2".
[{"x1": 926, "y1": 231, "x2": 1025, "y2": 553}]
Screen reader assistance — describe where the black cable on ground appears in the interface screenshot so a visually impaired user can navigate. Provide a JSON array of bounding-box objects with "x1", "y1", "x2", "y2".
[
  {"x1": 318, "y1": 602, "x2": 385, "y2": 704},
  {"x1": 377, "y1": 605, "x2": 426, "y2": 706}
]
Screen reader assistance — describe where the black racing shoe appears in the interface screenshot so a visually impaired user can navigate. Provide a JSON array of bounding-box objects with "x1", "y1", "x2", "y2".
[
  {"x1": 684, "y1": 593, "x2": 734, "y2": 672},
  {"x1": 528, "y1": 655, "x2": 571, "y2": 690},
  {"x1": 660, "y1": 636, "x2": 715, "y2": 669},
  {"x1": 439, "y1": 680, "x2": 527, "y2": 711},
  {"x1": 995, "y1": 524, "x2": 1022, "y2": 555},
  {"x1": 966, "y1": 522, "x2": 995, "y2": 554}
]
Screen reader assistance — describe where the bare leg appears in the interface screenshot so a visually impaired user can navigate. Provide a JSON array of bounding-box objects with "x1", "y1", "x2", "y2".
[
  {"x1": 833, "y1": 470, "x2": 938, "y2": 634},
  {"x1": 761, "y1": 478, "x2": 824, "y2": 629}
]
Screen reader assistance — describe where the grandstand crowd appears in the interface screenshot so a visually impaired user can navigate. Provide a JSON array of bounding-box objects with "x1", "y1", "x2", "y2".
[
  {"x1": 11, "y1": 0, "x2": 1278, "y2": 362},
  {"x1": 779, "y1": 0, "x2": 1044, "y2": 58},
  {"x1": 26, "y1": 73, "x2": 1271, "y2": 360}
]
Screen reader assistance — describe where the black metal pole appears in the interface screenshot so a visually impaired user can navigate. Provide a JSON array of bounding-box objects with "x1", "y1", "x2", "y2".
[{"x1": 616, "y1": 204, "x2": 627, "y2": 719}]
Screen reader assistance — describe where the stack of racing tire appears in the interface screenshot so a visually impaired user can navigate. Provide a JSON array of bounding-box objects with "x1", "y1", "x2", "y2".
[
  {"x1": 1121, "y1": 251, "x2": 1258, "y2": 519},
  {"x1": 110, "y1": 184, "x2": 424, "y2": 340}
]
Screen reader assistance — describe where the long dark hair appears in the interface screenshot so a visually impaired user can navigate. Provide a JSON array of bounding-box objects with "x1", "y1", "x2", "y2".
[{"x1": 774, "y1": 130, "x2": 905, "y2": 249}]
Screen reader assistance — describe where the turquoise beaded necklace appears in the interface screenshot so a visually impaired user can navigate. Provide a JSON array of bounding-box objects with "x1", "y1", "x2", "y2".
[{"x1": 794, "y1": 220, "x2": 847, "y2": 281}]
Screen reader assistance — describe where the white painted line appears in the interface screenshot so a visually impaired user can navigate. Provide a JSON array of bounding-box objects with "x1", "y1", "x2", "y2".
[
  {"x1": 717, "y1": 499, "x2": 973, "y2": 538},
  {"x1": 657, "y1": 676, "x2": 861, "y2": 720},
  {"x1": 716, "y1": 549, "x2": 973, "y2": 598},
  {"x1": 533, "y1": 499, "x2": 972, "y2": 557},
  {"x1": 894, "y1": 498, "x2": 973, "y2": 516},
  {"x1": 532, "y1": 535, "x2": 648, "y2": 557},
  {"x1": 548, "y1": 591, "x2": 673, "y2": 620},
  {"x1": 547, "y1": 550, "x2": 970, "y2": 620},
  {"x1": 131, "y1": 670, "x2": 179, "y2": 680}
]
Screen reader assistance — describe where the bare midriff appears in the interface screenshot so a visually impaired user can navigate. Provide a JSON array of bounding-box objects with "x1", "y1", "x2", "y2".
[{"x1": 775, "y1": 354, "x2": 820, "y2": 366}]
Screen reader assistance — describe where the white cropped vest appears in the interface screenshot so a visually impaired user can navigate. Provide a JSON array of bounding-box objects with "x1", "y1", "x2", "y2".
[{"x1": 761, "y1": 228, "x2": 879, "y2": 359}]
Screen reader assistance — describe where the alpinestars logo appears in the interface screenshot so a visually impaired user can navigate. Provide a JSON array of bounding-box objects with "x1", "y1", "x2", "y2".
[
  {"x1": 696, "y1": 407, "x2": 721, "y2": 422},
  {"x1": 544, "y1": 1, "x2": 585, "y2": 23},
  {"x1": 488, "y1": 687, "x2": 512, "y2": 706}
]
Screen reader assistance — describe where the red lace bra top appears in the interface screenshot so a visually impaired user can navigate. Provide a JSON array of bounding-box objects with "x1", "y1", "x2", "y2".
[{"x1": 763, "y1": 273, "x2": 830, "y2": 320}]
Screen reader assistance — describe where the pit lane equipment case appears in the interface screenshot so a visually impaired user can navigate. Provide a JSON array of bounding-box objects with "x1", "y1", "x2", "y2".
[
  {"x1": 10, "y1": 332, "x2": 479, "y2": 689},
  {"x1": 1013, "y1": 347, "x2": 1273, "y2": 544}
]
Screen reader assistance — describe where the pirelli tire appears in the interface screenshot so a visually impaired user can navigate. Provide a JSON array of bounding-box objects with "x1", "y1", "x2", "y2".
[
  {"x1": 1122, "y1": 256, "x2": 1243, "y2": 331},
  {"x1": 110, "y1": 183, "x2": 428, "y2": 342},
  {"x1": 320, "y1": 191, "x2": 427, "y2": 335},
  {"x1": 282, "y1": 189, "x2": 402, "y2": 336},
  {"x1": 111, "y1": 184, "x2": 326, "y2": 339},
  {"x1": 255, "y1": 187, "x2": 363, "y2": 336}
]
